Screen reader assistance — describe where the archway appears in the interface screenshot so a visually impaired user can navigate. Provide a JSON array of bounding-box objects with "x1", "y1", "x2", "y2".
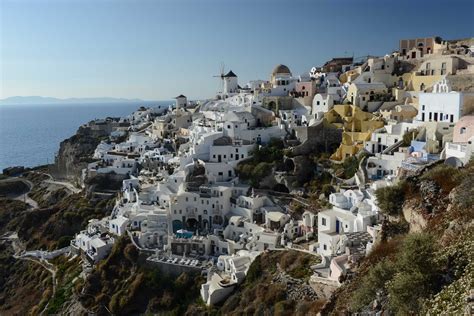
[
  {"x1": 186, "y1": 218, "x2": 199, "y2": 232},
  {"x1": 202, "y1": 219, "x2": 209, "y2": 233},
  {"x1": 268, "y1": 101, "x2": 277, "y2": 112}
]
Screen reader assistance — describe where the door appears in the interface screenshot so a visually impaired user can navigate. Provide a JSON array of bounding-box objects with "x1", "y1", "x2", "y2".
[
  {"x1": 218, "y1": 155, "x2": 222, "y2": 162},
  {"x1": 336, "y1": 219, "x2": 340, "y2": 233}
]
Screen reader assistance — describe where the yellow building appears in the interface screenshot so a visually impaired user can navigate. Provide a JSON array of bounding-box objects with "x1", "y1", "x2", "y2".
[
  {"x1": 380, "y1": 104, "x2": 418, "y2": 123},
  {"x1": 324, "y1": 104, "x2": 385, "y2": 161}
]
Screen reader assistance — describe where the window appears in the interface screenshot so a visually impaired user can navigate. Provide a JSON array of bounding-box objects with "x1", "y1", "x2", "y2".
[
  {"x1": 422, "y1": 105, "x2": 425, "y2": 110},
  {"x1": 322, "y1": 217, "x2": 326, "y2": 226},
  {"x1": 461, "y1": 127, "x2": 466, "y2": 134},
  {"x1": 323, "y1": 244, "x2": 327, "y2": 250}
]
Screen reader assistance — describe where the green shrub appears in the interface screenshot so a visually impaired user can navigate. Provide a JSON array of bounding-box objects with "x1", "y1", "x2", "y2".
[
  {"x1": 351, "y1": 233, "x2": 441, "y2": 314},
  {"x1": 57, "y1": 235, "x2": 72, "y2": 248},
  {"x1": 342, "y1": 156, "x2": 359, "y2": 178},
  {"x1": 375, "y1": 183, "x2": 405, "y2": 216},
  {"x1": 388, "y1": 271, "x2": 428, "y2": 315},
  {"x1": 402, "y1": 130, "x2": 417, "y2": 146},
  {"x1": 245, "y1": 256, "x2": 263, "y2": 283},
  {"x1": 420, "y1": 164, "x2": 462, "y2": 192},
  {"x1": 351, "y1": 260, "x2": 395, "y2": 310},
  {"x1": 322, "y1": 184, "x2": 335, "y2": 197}
]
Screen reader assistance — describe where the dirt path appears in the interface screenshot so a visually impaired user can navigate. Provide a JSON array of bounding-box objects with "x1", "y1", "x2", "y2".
[
  {"x1": 0, "y1": 177, "x2": 39, "y2": 209},
  {"x1": 44, "y1": 179, "x2": 82, "y2": 194},
  {"x1": 30, "y1": 170, "x2": 81, "y2": 194},
  {"x1": 3, "y1": 232, "x2": 58, "y2": 295}
]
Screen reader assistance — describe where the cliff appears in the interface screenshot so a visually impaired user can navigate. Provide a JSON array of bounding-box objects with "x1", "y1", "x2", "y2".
[{"x1": 53, "y1": 125, "x2": 104, "y2": 181}]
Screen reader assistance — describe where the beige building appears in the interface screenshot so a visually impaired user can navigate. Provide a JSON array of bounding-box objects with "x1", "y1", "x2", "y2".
[
  {"x1": 400, "y1": 37, "x2": 437, "y2": 57},
  {"x1": 347, "y1": 82, "x2": 388, "y2": 108},
  {"x1": 380, "y1": 104, "x2": 418, "y2": 123}
]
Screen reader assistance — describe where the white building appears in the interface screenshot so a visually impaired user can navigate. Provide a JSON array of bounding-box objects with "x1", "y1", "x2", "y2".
[
  {"x1": 364, "y1": 122, "x2": 415, "y2": 154},
  {"x1": 367, "y1": 148, "x2": 409, "y2": 179},
  {"x1": 223, "y1": 71, "x2": 239, "y2": 95},
  {"x1": 317, "y1": 207, "x2": 375, "y2": 257},
  {"x1": 201, "y1": 250, "x2": 259, "y2": 305},
  {"x1": 417, "y1": 78, "x2": 464, "y2": 124}
]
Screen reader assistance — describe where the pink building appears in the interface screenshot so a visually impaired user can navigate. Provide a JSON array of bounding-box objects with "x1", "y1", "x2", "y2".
[
  {"x1": 291, "y1": 81, "x2": 317, "y2": 107},
  {"x1": 453, "y1": 115, "x2": 474, "y2": 143}
]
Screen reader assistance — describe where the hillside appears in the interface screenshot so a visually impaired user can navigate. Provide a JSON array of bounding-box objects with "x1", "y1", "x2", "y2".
[{"x1": 322, "y1": 161, "x2": 474, "y2": 315}]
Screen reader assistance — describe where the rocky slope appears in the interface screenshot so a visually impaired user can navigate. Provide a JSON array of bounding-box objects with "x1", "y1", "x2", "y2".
[{"x1": 322, "y1": 161, "x2": 474, "y2": 315}]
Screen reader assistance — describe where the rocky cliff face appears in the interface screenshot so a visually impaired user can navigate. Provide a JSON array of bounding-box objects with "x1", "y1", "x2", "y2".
[{"x1": 53, "y1": 125, "x2": 103, "y2": 181}]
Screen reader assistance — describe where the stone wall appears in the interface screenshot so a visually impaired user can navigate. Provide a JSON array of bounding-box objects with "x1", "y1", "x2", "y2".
[
  {"x1": 292, "y1": 120, "x2": 342, "y2": 156},
  {"x1": 145, "y1": 258, "x2": 202, "y2": 277}
]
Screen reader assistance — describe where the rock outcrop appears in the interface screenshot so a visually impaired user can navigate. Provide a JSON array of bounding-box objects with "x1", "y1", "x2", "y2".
[{"x1": 53, "y1": 125, "x2": 104, "y2": 181}]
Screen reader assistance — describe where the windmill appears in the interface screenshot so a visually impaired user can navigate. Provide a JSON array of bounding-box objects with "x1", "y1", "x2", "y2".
[{"x1": 213, "y1": 62, "x2": 225, "y2": 93}]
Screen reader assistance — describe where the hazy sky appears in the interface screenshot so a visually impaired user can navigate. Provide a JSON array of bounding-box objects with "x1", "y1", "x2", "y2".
[{"x1": 1, "y1": 0, "x2": 473, "y2": 100}]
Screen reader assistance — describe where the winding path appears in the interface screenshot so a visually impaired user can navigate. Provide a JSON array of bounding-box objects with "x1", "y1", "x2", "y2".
[
  {"x1": 30, "y1": 171, "x2": 82, "y2": 194},
  {"x1": 44, "y1": 179, "x2": 82, "y2": 194},
  {"x1": 0, "y1": 177, "x2": 38, "y2": 209}
]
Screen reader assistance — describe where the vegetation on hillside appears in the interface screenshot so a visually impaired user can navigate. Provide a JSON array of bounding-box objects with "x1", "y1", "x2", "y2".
[
  {"x1": 323, "y1": 161, "x2": 474, "y2": 315},
  {"x1": 235, "y1": 138, "x2": 286, "y2": 187},
  {"x1": 213, "y1": 250, "x2": 323, "y2": 315},
  {"x1": 0, "y1": 180, "x2": 29, "y2": 196},
  {"x1": 79, "y1": 236, "x2": 205, "y2": 315}
]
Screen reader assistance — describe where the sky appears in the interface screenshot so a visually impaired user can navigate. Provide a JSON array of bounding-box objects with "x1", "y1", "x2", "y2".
[{"x1": 1, "y1": 0, "x2": 473, "y2": 101}]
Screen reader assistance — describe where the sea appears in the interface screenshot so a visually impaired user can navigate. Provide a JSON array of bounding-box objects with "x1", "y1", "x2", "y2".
[{"x1": 0, "y1": 101, "x2": 172, "y2": 171}]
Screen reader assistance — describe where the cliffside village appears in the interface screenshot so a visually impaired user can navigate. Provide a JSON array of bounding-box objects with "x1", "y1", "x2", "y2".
[{"x1": 66, "y1": 36, "x2": 474, "y2": 305}]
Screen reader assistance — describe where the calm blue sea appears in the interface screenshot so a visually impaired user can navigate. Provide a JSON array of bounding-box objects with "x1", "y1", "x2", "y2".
[{"x1": 0, "y1": 101, "x2": 171, "y2": 171}]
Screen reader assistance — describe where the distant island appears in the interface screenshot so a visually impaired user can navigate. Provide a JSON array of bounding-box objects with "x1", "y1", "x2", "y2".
[{"x1": 0, "y1": 96, "x2": 147, "y2": 105}]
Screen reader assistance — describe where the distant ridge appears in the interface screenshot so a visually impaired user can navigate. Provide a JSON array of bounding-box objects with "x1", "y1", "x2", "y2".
[{"x1": 0, "y1": 96, "x2": 148, "y2": 105}]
